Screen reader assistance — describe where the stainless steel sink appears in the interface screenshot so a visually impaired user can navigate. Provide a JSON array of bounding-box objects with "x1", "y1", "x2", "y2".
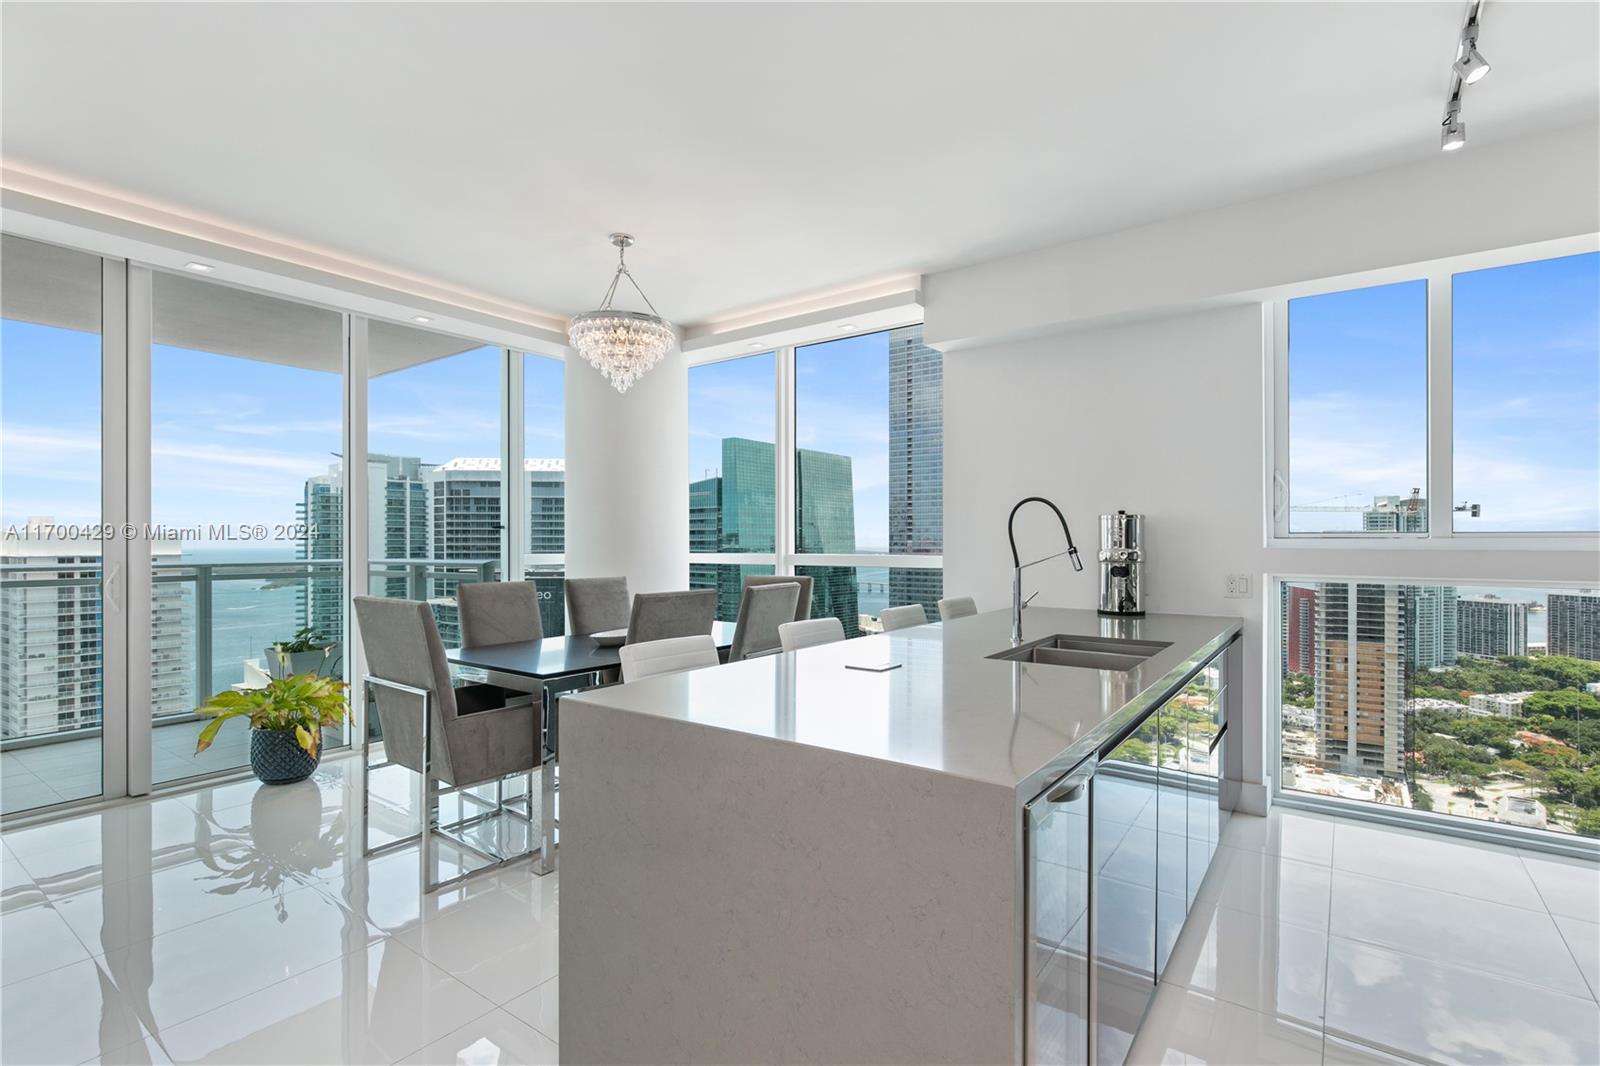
[{"x1": 987, "y1": 634, "x2": 1172, "y2": 671}]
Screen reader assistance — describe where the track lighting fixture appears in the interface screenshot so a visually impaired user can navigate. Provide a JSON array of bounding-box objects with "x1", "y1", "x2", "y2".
[
  {"x1": 1454, "y1": 41, "x2": 1490, "y2": 85},
  {"x1": 1439, "y1": 1, "x2": 1489, "y2": 152}
]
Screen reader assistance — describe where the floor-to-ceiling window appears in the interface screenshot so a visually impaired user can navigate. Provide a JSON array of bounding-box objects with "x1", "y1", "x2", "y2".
[
  {"x1": 684, "y1": 324, "x2": 942, "y2": 636},
  {"x1": 688, "y1": 351, "x2": 777, "y2": 622},
  {"x1": 794, "y1": 326, "x2": 942, "y2": 635},
  {"x1": 366, "y1": 323, "x2": 506, "y2": 646},
  {"x1": 147, "y1": 271, "x2": 346, "y2": 785},
  {"x1": 1, "y1": 228, "x2": 566, "y2": 818},
  {"x1": 1277, "y1": 579, "x2": 1600, "y2": 838},
  {"x1": 1271, "y1": 249, "x2": 1599, "y2": 845},
  {"x1": 0, "y1": 236, "x2": 108, "y2": 814}
]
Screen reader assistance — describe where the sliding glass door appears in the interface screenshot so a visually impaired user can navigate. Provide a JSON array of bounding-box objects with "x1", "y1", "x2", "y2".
[
  {"x1": 0, "y1": 235, "x2": 112, "y2": 815},
  {"x1": 1, "y1": 234, "x2": 565, "y2": 818},
  {"x1": 366, "y1": 321, "x2": 506, "y2": 645},
  {"x1": 146, "y1": 270, "x2": 346, "y2": 786}
]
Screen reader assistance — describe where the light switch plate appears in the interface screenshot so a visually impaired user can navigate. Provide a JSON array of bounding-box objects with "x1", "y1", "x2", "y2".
[{"x1": 1224, "y1": 573, "x2": 1252, "y2": 598}]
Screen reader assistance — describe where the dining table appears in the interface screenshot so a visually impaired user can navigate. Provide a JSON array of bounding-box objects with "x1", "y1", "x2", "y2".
[{"x1": 446, "y1": 620, "x2": 737, "y2": 875}]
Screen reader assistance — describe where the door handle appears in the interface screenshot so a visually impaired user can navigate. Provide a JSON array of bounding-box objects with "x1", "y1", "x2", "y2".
[{"x1": 102, "y1": 562, "x2": 123, "y2": 612}]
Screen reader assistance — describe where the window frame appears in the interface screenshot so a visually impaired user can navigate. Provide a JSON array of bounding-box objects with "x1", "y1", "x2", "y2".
[
  {"x1": 1265, "y1": 574, "x2": 1598, "y2": 860},
  {"x1": 686, "y1": 323, "x2": 943, "y2": 603},
  {"x1": 1266, "y1": 237, "x2": 1600, "y2": 550}
]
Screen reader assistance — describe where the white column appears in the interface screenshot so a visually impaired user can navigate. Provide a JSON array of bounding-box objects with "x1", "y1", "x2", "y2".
[{"x1": 564, "y1": 352, "x2": 688, "y2": 593}]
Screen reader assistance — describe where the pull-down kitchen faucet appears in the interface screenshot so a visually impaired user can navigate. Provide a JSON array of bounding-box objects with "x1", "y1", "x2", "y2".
[{"x1": 1008, "y1": 496, "x2": 1083, "y2": 645}]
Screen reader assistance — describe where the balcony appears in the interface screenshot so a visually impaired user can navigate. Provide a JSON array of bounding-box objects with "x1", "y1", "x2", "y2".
[{"x1": 0, "y1": 556, "x2": 523, "y2": 816}]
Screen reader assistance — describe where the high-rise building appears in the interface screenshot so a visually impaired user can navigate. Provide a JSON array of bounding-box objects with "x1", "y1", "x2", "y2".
[
  {"x1": 523, "y1": 459, "x2": 567, "y2": 637},
  {"x1": 300, "y1": 454, "x2": 434, "y2": 644},
  {"x1": 688, "y1": 474, "x2": 730, "y2": 615},
  {"x1": 887, "y1": 326, "x2": 944, "y2": 614},
  {"x1": 302, "y1": 456, "x2": 567, "y2": 644},
  {"x1": 1, "y1": 520, "x2": 190, "y2": 739},
  {"x1": 796, "y1": 445, "x2": 861, "y2": 635},
  {"x1": 1404, "y1": 586, "x2": 1458, "y2": 669},
  {"x1": 1548, "y1": 592, "x2": 1600, "y2": 661},
  {"x1": 1457, "y1": 596, "x2": 1529, "y2": 659},
  {"x1": 687, "y1": 439, "x2": 782, "y2": 620},
  {"x1": 370, "y1": 453, "x2": 433, "y2": 605},
  {"x1": 688, "y1": 438, "x2": 864, "y2": 631},
  {"x1": 1315, "y1": 582, "x2": 1406, "y2": 777},
  {"x1": 299, "y1": 466, "x2": 344, "y2": 644},
  {"x1": 1362, "y1": 494, "x2": 1426, "y2": 532},
  {"x1": 1284, "y1": 585, "x2": 1318, "y2": 676}
]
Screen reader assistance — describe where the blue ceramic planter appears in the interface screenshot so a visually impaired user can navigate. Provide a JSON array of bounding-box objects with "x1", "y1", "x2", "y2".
[{"x1": 250, "y1": 727, "x2": 319, "y2": 785}]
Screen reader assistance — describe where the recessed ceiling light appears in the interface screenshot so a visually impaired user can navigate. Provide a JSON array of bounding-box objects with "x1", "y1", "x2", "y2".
[
  {"x1": 183, "y1": 262, "x2": 213, "y2": 273},
  {"x1": 411, "y1": 315, "x2": 432, "y2": 324},
  {"x1": 746, "y1": 341, "x2": 763, "y2": 349},
  {"x1": 837, "y1": 323, "x2": 857, "y2": 332}
]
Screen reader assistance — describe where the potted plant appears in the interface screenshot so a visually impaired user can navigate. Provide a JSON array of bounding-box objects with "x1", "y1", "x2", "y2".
[
  {"x1": 194, "y1": 673, "x2": 348, "y2": 785},
  {"x1": 266, "y1": 626, "x2": 338, "y2": 680}
]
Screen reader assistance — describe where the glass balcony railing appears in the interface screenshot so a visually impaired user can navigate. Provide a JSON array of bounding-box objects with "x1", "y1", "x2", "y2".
[{"x1": 0, "y1": 556, "x2": 542, "y2": 812}]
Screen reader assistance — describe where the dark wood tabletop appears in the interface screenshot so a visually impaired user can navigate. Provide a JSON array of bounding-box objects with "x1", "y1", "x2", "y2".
[{"x1": 448, "y1": 621, "x2": 738, "y2": 680}]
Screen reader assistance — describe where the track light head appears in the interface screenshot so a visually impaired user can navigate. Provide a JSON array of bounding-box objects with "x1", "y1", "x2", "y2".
[
  {"x1": 1454, "y1": 42, "x2": 1491, "y2": 85},
  {"x1": 1441, "y1": 113, "x2": 1467, "y2": 152}
]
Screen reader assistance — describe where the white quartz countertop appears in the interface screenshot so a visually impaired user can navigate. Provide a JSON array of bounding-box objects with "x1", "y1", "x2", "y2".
[{"x1": 561, "y1": 607, "x2": 1241, "y2": 793}]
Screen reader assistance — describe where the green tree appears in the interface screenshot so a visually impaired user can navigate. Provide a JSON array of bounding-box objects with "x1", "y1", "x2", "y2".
[{"x1": 1524, "y1": 689, "x2": 1600, "y2": 719}]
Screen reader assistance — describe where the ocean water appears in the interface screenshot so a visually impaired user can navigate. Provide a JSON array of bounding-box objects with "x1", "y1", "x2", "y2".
[{"x1": 178, "y1": 549, "x2": 318, "y2": 693}]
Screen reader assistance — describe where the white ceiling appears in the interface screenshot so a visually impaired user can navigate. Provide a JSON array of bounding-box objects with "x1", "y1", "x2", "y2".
[{"x1": 2, "y1": 2, "x2": 1596, "y2": 328}]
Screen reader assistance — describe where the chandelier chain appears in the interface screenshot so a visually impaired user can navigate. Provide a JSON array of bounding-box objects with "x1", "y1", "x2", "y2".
[{"x1": 596, "y1": 244, "x2": 664, "y2": 318}]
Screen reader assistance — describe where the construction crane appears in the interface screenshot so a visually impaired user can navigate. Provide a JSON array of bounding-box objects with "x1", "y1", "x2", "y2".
[
  {"x1": 1291, "y1": 488, "x2": 1423, "y2": 513},
  {"x1": 1290, "y1": 489, "x2": 1480, "y2": 517}
]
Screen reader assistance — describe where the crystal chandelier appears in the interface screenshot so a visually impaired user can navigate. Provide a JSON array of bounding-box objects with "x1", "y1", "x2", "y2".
[{"x1": 568, "y1": 233, "x2": 676, "y2": 393}]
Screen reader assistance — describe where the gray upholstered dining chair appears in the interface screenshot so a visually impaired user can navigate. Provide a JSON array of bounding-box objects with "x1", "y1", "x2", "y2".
[
  {"x1": 457, "y1": 581, "x2": 544, "y2": 696},
  {"x1": 354, "y1": 596, "x2": 541, "y2": 894},
  {"x1": 619, "y1": 635, "x2": 720, "y2": 682},
  {"x1": 565, "y1": 576, "x2": 630, "y2": 636},
  {"x1": 743, "y1": 574, "x2": 813, "y2": 623},
  {"x1": 458, "y1": 580, "x2": 543, "y2": 645},
  {"x1": 938, "y1": 596, "x2": 978, "y2": 621},
  {"x1": 879, "y1": 603, "x2": 929, "y2": 632},
  {"x1": 779, "y1": 616, "x2": 846, "y2": 652},
  {"x1": 727, "y1": 581, "x2": 801, "y2": 662},
  {"x1": 625, "y1": 589, "x2": 717, "y2": 644}
]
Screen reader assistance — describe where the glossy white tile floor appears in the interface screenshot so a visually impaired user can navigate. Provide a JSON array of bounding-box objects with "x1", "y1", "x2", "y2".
[
  {"x1": 1, "y1": 756, "x2": 558, "y2": 1066},
  {"x1": 2, "y1": 760, "x2": 1595, "y2": 1065},
  {"x1": 1127, "y1": 809, "x2": 1600, "y2": 1066}
]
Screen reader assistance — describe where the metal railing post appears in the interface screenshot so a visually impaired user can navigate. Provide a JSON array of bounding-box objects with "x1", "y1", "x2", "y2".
[{"x1": 193, "y1": 565, "x2": 213, "y2": 702}]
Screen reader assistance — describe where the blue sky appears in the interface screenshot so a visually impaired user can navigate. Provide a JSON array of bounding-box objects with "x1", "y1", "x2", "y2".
[
  {"x1": 1287, "y1": 251, "x2": 1598, "y2": 532},
  {"x1": 688, "y1": 331, "x2": 894, "y2": 551},
  {"x1": 1, "y1": 324, "x2": 566, "y2": 553},
  {"x1": 4, "y1": 256, "x2": 1593, "y2": 552}
]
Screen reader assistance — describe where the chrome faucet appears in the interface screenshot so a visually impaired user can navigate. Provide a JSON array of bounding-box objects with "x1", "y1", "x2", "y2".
[{"x1": 1008, "y1": 496, "x2": 1083, "y2": 645}]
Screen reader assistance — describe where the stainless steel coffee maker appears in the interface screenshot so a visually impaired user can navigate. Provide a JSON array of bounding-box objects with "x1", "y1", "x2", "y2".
[{"x1": 1097, "y1": 511, "x2": 1144, "y2": 616}]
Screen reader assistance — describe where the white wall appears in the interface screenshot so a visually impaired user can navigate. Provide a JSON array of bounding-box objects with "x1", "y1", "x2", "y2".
[
  {"x1": 564, "y1": 351, "x2": 689, "y2": 595},
  {"x1": 942, "y1": 304, "x2": 1596, "y2": 812},
  {"x1": 925, "y1": 124, "x2": 1600, "y2": 352}
]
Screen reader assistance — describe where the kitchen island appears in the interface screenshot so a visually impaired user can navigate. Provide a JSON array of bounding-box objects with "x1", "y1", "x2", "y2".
[{"x1": 559, "y1": 607, "x2": 1243, "y2": 1065}]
